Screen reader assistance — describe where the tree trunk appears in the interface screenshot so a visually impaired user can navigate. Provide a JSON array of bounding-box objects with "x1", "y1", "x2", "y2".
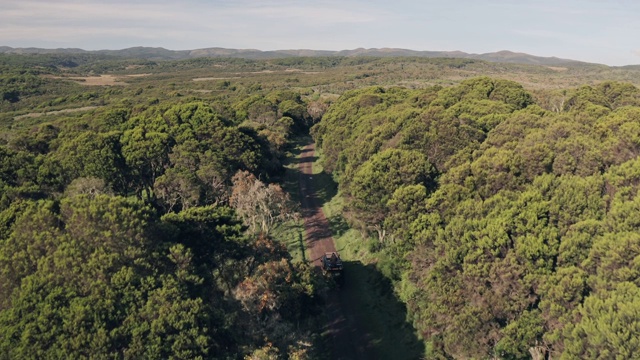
[
  {"x1": 375, "y1": 226, "x2": 386, "y2": 243},
  {"x1": 529, "y1": 346, "x2": 546, "y2": 360}
]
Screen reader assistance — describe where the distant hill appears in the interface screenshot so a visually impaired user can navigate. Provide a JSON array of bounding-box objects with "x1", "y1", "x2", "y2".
[
  {"x1": 0, "y1": 46, "x2": 588, "y2": 66},
  {"x1": 0, "y1": 47, "x2": 88, "y2": 55}
]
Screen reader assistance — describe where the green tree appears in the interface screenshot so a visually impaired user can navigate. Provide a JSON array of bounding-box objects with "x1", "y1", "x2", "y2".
[
  {"x1": 349, "y1": 149, "x2": 434, "y2": 241},
  {"x1": 562, "y1": 282, "x2": 640, "y2": 360},
  {"x1": 121, "y1": 127, "x2": 171, "y2": 196}
]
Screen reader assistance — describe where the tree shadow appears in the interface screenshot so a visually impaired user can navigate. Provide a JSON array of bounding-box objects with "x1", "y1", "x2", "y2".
[
  {"x1": 272, "y1": 220, "x2": 307, "y2": 263},
  {"x1": 297, "y1": 231, "x2": 306, "y2": 262},
  {"x1": 327, "y1": 214, "x2": 349, "y2": 238},
  {"x1": 289, "y1": 154, "x2": 318, "y2": 165},
  {"x1": 302, "y1": 212, "x2": 334, "y2": 245},
  {"x1": 282, "y1": 135, "x2": 312, "y2": 165},
  {"x1": 280, "y1": 165, "x2": 303, "y2": 204},
  {"x1": 308, "y1": 170, "x2": 338, "y2": 207},
  {"x1": 277, "y1": 136, "x2": 314, "y2": 204},
  {"x1": 320, "y1": 260, "x2": 426, "y2": 360},
  {"x1": 278, "y1": 136, "x2": 339, "y2": 209}
]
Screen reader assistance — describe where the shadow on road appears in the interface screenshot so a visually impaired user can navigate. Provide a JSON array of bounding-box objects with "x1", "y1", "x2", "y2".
[
  {"x1": 290, "y1": 154, "x2": 318, "y2": 165},
  {"x1": 307, "y1": 170, "x2": 338, "y2": 207},
  {"x1": 321, "y1": 260, "x2": 425, "y2": 360},
  {"x1": 297, "y1": 141, "x2": 425, "y2": 359},
  {"x1": 303, "y1": 216, "x2": 334, "y2": 244}
]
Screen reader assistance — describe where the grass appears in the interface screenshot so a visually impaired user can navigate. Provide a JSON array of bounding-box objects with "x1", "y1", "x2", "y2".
[
  {"x1": 270, "y1": 219, "x2": 305, "y2": 263},
  {"x1": 270, "y1": 135, "x2": 311, "y2": 264}
]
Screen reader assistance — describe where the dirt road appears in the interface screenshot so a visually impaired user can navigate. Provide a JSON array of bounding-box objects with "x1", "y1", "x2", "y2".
[{"x1": 298, "y1": 143, "x2": 376, "y2": 360}]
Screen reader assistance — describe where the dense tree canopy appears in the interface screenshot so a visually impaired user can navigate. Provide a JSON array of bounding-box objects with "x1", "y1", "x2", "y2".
[
  {"x1": 313, "y1": 78, "x2": 640, "y2": 359},
  {"x1": 0, "y1": 79, "x2": 322, "y2": 358},
  {"x1": 5, "y1": 50, "x2": 640, "y2": 359}
]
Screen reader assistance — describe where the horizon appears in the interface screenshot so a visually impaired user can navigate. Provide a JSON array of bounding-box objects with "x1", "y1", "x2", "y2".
[
  {"x1": 0, "y1": 45, "x2": 592, "y2": 65},
  {"x1": 3, "y1": 0, "x2": 640, "y2": 66}
]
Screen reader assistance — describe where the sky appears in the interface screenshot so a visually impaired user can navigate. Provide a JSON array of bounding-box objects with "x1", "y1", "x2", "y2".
[{"x1": 2, "y1": 0, "x2": 640, "y2": 66}]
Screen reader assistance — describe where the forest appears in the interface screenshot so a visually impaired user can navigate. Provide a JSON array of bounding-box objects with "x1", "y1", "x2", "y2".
[{"x1": 1, "y1": 52, "x2": 640, "y2": 359}]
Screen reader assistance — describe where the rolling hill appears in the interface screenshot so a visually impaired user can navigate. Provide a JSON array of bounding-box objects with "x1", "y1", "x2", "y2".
[{"x1": 0, "y1": 46, "x2": 587, "y2": 66}]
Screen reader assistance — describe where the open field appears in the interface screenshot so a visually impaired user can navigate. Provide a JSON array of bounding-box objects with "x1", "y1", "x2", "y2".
[
  {"x1": 2, "y1": 54, "x2": 640, "y2": 136},
  {"x1": 13, "y1": 106, "x2": 100, "y2": 120},
  {"x1": 43, "y1": 74, "x2": 151, "y2": 86}
]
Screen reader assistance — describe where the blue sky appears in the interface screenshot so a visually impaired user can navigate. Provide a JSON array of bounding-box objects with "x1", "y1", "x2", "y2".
[{"x1": 2, "y1": 0, "x2": 640, "y2": 66}]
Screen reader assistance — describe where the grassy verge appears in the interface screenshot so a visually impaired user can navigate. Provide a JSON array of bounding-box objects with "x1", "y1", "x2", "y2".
[
  {"x1": 311, "y1": 147, "x2": 426, "y2": 359},
  {"x1": 270, "y1": 136, "x2": 310, "y2": 263},
  {"x1": 270, "y1": 219, "x2": 305, "y2": 263}
]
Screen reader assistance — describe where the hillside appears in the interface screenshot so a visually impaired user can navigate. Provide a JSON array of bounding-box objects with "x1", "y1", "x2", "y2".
[{"x1": 0, "y1": 45, "x2": 588, "y2": 66}]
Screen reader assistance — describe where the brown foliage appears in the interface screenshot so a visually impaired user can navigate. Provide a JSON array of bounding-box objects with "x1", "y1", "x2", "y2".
[{"x1": 229, "y1": 170, "x2": 297, "y2": 235}]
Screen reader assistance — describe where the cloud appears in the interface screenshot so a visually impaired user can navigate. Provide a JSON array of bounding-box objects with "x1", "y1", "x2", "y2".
[
  {"x1": 0, "y1": 0, "x2": 386, "y2": 49},
  {"x1": 513, "y1": 29, "x2": 568, "y2": 40},
  {"x1": 241, "y1": 4, "x2": 379, "y2": 24},
  {"x1": 2, "y1": 1, "x2": 176, "y2": 21},
  {"x1": 0, "y1": 0, "x2": 381, "y2": 27}
]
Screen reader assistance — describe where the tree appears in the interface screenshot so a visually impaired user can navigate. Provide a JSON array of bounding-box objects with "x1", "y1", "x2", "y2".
[
  {"x1": 121, "y1": 127, "x2": 171, "y2": 197},
  {"x1": 562, "y1": 282, "x2": 640, "y2": 359},
  {"x1": 349, "y1": 149, "x2": 434, "y2": 242},
  {"x1": 229, "y1": 171, "x2": 297, "y2": 235},
  {"x1": 154, "y1": 168, "x2": 200, "y2": 212},
  {"x1": 54, "y1": 131, "x2": 127, "y2": 192},
  {"x1": 65, "y1": 177, "x2": 112, "y2": 198},
  {"x1": 195, "y1": 151, "x2": 230, "y2": 206},
  {"x1": 384, "y1": 184, "x2": 428, "y2": 245}
]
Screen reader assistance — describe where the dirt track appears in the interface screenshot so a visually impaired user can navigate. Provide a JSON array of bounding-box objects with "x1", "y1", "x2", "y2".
[
  {"x1": 13, "y1": 106, "x2": 100, "y2": 120},
  {"x1": 298, "y1": 143, "x2": 375, "y2": 360}
]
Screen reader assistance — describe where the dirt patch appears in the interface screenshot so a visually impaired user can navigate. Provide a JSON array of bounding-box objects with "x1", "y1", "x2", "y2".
[
  {"x1": 125, "y1": 73, "x2": 151, "y2": 78},
  {"x1": 192, "y1": 71, "x2": 319, "y2": 81},
  {"x1": 44, "y1": 75, "x2": 128, "y2": 86},
  {"x1": 547, "y1": 66, "x2": 569, "y2": 72},
  {"x1": 298, "y1": 143, "x2": 377, "y2": 360},
  {"x1": 45, "y1": 73, "x2": 152, "y2": 84},
  {"x1": 192, "y1": 77, "x2": 241, "y2": 82},
  {"x1": 14, "y1": 106, "x2": 100, "y2": 120},
  {"x1": 285, "y1": 69, "x2": 321, "y2": 74},
  {"x1": 72, "y1": 75, "x2": 127, "y2": 86}
]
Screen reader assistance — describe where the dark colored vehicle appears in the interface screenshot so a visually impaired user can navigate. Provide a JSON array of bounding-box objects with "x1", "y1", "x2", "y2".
[{"x1": 321, "y1": 252, "x2": 343, "y2": 276}]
